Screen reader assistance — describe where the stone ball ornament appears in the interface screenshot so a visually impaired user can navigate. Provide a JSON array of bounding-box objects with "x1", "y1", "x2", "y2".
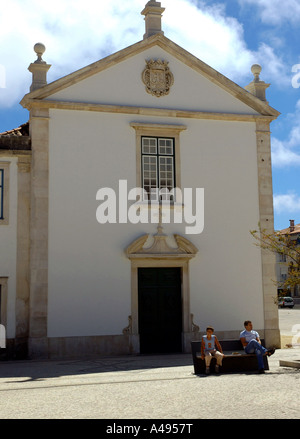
[{"x1": 33, "y1": 42, "x2": 46, "y2": 63}]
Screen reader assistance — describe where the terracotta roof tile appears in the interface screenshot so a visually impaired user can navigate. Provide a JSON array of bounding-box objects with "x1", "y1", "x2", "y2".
[
  {"x1": 0, "y1": 122, "x2": 29, "y2": 137},
  {"x1": 0, "y1": 122, "x2": 31, "y2": 150},
  {"x1": 279, "y1": 223, "x2": 300, "y2": 235}
]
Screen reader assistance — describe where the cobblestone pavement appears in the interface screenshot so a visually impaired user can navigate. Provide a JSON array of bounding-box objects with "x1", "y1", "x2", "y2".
[{"x1": 0, "y1": 347, "x2": 300, "y2": 419}]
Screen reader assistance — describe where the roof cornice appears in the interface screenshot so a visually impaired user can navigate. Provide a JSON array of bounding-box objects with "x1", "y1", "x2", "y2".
[{"x1": 20, "y1": 98, "x2": 278, "y2": 122}]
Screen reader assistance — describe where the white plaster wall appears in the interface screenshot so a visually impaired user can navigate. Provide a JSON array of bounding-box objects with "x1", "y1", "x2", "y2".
[
  {"x1": 0, "y1": 158, "x2": 18, "y2": 338},
  {"x1": 48, "y1": 46, "x2": 259, "y2": 116},
  {"x1": 48, "y1": 108, "x2": 264, "y2": 337},
  {"x1": 48, "y1": 110, "x2": 138, "y2": 337},
  {"x1": 181, "y1": 120, "x2": 264, "y2": 332}
]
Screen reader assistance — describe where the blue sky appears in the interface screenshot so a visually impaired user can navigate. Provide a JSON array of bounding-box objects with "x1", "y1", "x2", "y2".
[{"x1": 0, "y1": 0, "x2": 299, "y2": 230}]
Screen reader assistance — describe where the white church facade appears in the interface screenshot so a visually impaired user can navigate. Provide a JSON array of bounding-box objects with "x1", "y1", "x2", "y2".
[{"x1": 0, "y1": 1, "x2": 280, "y2": 359}]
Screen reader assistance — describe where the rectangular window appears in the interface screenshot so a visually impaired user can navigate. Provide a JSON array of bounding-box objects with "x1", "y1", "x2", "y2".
[
  {"x1": 0, "y1": 169, "x2": 3, "y2": 220},
  {"x1": 130, "y1": 122, "x2": 186, "y2": 206},
  {"x1": 0, "y1": 278, "x2": 7, "y2": 329},
  {"x1": 0, "y1": 162, "x2": 9, "y2": 224},
  {"x1": 279, "y1": 253, "x2": 287, "y2": 263},
  {"x1": 141, "y1": 136, "x2": 175, "y2": 201}
]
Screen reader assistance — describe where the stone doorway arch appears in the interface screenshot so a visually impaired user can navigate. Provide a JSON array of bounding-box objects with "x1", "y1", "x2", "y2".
[{"x1": 125, "y1": 225, "x2": 200, "y2": 353}]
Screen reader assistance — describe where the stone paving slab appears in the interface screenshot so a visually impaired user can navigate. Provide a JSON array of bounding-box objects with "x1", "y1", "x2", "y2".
[{"x1": 0, "y1": 348, "x2": 300, "y2": 419}]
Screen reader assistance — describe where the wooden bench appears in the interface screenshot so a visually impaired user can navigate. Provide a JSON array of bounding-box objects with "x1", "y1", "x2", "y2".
[{"x1": 191, "y1": 339, "x2": 269, "y2": 374}]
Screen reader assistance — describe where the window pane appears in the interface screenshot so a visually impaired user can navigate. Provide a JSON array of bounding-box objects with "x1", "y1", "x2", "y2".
[
  {"x1": 142, "y1": 156, "x2": 157, "y2": 200},
  {"x1": 159, "y1": 156, "x2": 174, "y2": 200},
  {"x1": 142, "y1": 137, "x2": 157, "y2": 154},
  {"x1": 141, "y1": 137, "x2": 175, "y2": 201},
  {"x1": 158, "y1": 138, "x2": 173, "y2": 155}
]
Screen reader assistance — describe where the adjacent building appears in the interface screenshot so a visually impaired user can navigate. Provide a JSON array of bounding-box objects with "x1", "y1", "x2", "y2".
[{"x1": 276, "y1": 219, "x2": 300, "y2": 300}]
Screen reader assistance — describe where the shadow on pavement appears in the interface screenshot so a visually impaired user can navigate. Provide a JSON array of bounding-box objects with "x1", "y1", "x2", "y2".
[{"x1": 0, "y1": 353, "x2": 194, "y2": 382}]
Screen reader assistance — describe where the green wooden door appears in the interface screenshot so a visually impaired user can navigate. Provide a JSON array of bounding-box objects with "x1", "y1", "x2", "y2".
[{"x1": 138, "y1": 267, "x2": 182, "y2": 354}]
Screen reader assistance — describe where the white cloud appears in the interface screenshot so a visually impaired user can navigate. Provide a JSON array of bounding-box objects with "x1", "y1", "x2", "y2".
[
  {"x1": 164, "y1": 0, "x2": 287, "y2": 85},
  {"x1": 272, "y1": 139, "x2": 300, "y2": 167},
  {"x1": 272, "y1": 99, "x2": 300, "y2": 167},
  {"x1": 240, "y1": 0, "x2": 300, "y2": 25},
  {"x1": 0, "y1": 0, "x2": 145, "y2": 107},
  {"x1": 164, "y1": 0, "x2": 251, "y2": 79},
  {"x1": 274, "y1": 193, "x2": 300, "y2": 214},
  {"x1": 255, "y1": 43, "x2": 289, "y2": 87},
  {"x1": 0, "y1": 0, "x2": 289, "y2": 108}
]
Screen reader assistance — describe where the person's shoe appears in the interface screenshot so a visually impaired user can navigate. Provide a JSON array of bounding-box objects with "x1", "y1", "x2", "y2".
[
  {"x1": 205, "y1": 367, "x2": 210, "y2": 375},
  {"x1": 215, "y1": 365, "x2": 220, "y2": 374},
  {"x1": 258, "y1": 369, "x2": 265, "y2": 374},
  {"x1": 266, "y1": 348, "x2": 275, "y2": 356}
]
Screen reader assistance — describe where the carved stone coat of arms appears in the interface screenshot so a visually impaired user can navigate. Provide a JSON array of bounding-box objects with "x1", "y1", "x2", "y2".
[{"x1": 142, "y1": 59, "x2": 174, "y2": 97}]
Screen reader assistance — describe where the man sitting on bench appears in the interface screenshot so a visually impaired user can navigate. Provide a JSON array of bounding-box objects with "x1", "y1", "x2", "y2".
[{"x1": 240, "y1": 320, "x2": 275, "y2": 373}]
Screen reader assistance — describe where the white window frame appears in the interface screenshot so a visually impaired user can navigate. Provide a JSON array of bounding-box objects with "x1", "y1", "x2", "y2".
[
  {"x1": 141, "y1": 136, "x2": 175, "y2": 201},
  {"x1": 130, "y1": 123, "x2": 186, "y2": 206},
  {"x1": 0, "y1": 162, "x2": 10, "y2": 225}
]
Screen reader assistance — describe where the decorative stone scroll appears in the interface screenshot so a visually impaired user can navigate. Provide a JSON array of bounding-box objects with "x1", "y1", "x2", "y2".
[
  {"x1": 191, "y1": 314, "x2": 200, "y2": 333},
  {"x1": 142, "y1": 59, "x2": 174, "y2": 97},
  {"x1": 122, "y1": 315, "x2": 133, "y2": 335},
  {"x1": 125, "y1": 225, "x2": 198, "y2": 259}
]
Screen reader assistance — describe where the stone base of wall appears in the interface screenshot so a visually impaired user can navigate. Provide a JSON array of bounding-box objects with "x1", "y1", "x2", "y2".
[
  {"x1": 264, "y1": 329, "x2": 281, "y2": 349},
  {"x1": 47, "y1": 333, "x2": 201, "y2": 359},
  {"x1": 0, "y1": 328, "x2": 281, "y2": 361},
  {"x1": 48, "y1": 335, "x2": 132, "y2": 359}
]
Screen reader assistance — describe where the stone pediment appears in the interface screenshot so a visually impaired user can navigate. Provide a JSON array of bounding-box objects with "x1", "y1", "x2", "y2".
[
  {"x1": 125, "y1": 226, "x2": 198, "y2": 259},
  {"x1": 21, "y1": 33, "x2": 279, "y2": 119}
]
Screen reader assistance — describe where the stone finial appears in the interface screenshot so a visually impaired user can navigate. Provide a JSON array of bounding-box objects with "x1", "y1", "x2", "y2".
[
  {"x1": 245, "y1": 64, "x2": 270, "y2": 103},
  {"x1": 33, "y1": 42, "x2": 46, "y2": 64},
  {"x1": 28, "y1": 43, "x2": 51, "y2": 92},
  {"x1": 251, "y1": 64, "x2": 262, "y2": 82},
  {"x1": 141, "y1": 1, "x2": 165, "y2": 40}
]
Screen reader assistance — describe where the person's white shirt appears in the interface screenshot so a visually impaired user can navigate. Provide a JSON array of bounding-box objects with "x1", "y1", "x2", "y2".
[{"x1": 239, "y1": 329, "x2": 259, "y2": 348}]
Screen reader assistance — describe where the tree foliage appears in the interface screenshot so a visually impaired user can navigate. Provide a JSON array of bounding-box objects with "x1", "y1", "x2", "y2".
[{"x1": 250, "y1": 225, "x2": 300, "y2": 294}]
